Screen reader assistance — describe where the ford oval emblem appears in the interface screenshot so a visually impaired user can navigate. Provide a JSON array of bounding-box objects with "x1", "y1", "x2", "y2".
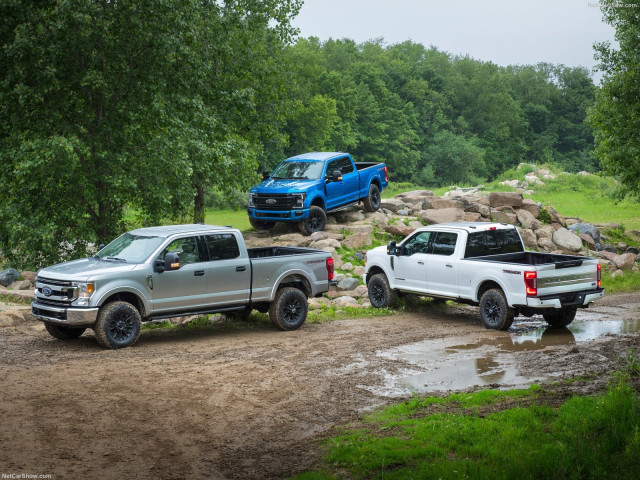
[
  {"x1": 42, "y1": 287, "x2": 52, "y2": 297},
  {"x1": 266, "y1": 199, "x2": 277, "y2": 205}
]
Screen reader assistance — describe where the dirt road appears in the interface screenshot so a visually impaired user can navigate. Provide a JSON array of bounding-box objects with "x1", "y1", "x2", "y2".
[{"x1": 1, "y1": 294, "x2": 639, "y2": 479}]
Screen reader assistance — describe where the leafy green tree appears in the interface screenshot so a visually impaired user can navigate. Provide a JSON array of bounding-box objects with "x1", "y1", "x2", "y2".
[
  {"x1": 0, "y1": 0, "x2": 299, "y2": 268},
  {"x1": 588, "y1": 1, "x2": 640, "y2": 198}
]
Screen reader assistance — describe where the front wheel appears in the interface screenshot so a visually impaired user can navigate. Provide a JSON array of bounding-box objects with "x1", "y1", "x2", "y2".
[
  {"x1": 363, "y1": 183, "x2": 381, "y2": 212},
  {"x1": 479, "y1": 288, "x2": 514, "y2": 330},
  {"x1": 367, "y1": 273, "x2": 398, "y2": 308},
  {"x1": 298, "y1": 206, "x2": 327, "y2": 235},
  {"x1": 44, "y1": 322, "x2": 86, "y2": 340},
  {"x1": 94, "y1": 301, "x2": 141, "y2": 349},
  {"x1": 249, "y1": 217, "x2": 276, "y2": 231},
  {"x1": 269, "y1": 287, "x2": 308, "y2": 331},
  {"x1": 543, "y1": 307, "x2": 577, "y2": 327}
]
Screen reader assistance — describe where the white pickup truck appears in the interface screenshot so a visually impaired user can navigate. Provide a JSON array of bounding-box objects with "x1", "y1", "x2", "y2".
[{"x1": 363, "y1": 222, "x2": 604, "y2": 330}]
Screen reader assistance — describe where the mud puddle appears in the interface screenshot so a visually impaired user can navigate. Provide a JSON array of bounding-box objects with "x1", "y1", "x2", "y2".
[{"x1": 368, "y1": 307, "x2": 640, "y2": 396}]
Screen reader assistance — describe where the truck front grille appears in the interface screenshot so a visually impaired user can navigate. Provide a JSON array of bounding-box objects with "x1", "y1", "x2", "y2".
[
  {"x1": 254, "y1": 193, "x2": 298, "y2": 210},
  {"x1": 35, "y1": 276, "x2": 75, "y2": 306}
]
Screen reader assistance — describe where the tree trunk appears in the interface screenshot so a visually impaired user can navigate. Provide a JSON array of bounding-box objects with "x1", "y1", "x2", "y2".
[{"x1": 194, "y1": 184, "x2": 206, "y2": 224}]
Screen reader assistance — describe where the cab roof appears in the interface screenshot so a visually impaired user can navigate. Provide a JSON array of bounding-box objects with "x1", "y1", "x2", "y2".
[
  {"x1": 421, "y1": 222, "x2": 517, "y2": 232},
  {"x1": 285, "y1": 152, "x2": 348, "y2": 162},
  {"x1": 128, "y1": 224, "x2": 232, "y2": 238}
]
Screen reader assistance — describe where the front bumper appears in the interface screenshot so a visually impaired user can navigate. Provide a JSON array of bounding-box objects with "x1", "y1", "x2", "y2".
[
  {"x1": 248, "y1": 208, "x2": 309, "y2": 222},
  {"x1": 526, "y1": 287, "x2": 605, "y2": 309},
  {"x1": 31, "y1": 302, "x2": 99, "y2": 326}
]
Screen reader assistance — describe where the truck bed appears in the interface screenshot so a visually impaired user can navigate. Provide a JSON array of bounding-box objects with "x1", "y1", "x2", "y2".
[
  {"x1": 466, "y1": 251, "x2": 586, "y2": 269},
  {"x1": 355, "y1": 162, "x2": 383, "y2": 171},
  {"x1": 248, "y1": 246, "x2": 325, "y2": 259}
]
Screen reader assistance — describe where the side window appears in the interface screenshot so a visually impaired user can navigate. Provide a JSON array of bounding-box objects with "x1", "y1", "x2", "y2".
[
  {"x1": 402, "y1": 231, "x2": 432, "y2": 255},
  {"x1": 339, "y1": 157, "x2": 354, "y2": 174},
  {"x1": 431, "y1": 232, "x2": 458, "y2": 256},
  {"x1": 204, "y1": 234, "x2": 240, "y2": 261},
  {"x1": 326, "y1": 160, "x2": 340, "y2": 179},
  {"x1": 163, "y1": 236, "x2": 201, "y2": 266}
]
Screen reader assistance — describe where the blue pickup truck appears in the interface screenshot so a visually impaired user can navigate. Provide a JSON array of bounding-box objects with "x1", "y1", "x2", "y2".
[{"x1": 248, "y1": 152, "x2": 389, "y2": 235}]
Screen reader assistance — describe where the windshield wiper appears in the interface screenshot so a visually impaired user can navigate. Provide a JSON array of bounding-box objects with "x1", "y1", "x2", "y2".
[{"x1": 104, "y1": 256, "x2": 127, "y2": 262}]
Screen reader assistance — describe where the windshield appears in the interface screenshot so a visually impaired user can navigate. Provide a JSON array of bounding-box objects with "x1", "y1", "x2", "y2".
[
  {"x1": 270, "y1": 160, "x2": 324, "y2": 180},
  {"x1": 96, "y1": 233, "x2": 165, "y2": 263}
]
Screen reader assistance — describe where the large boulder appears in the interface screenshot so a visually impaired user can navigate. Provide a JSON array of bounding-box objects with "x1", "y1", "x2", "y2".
[
  {"x1": 491, "y1": 210, "x2": 517, "y2": 225},
  {"x1": 536, "y1": 225, "x2": 556, "y2": 239},
  {"x1": 519, "y1": 228, "x2": 538, "y2": 249},
  {"x1": 334, "y1": 210, "x2": 365, "y2": 223},
  {"x1": 419, "y1": 208, "x2": 465, "y2": 224},
  {"x1": 380, "y1": 198, "x2": 407, "y2": 213},
  {"x1": 568, "y1": 223, "x2": 600, "y2": 243},
  {"x1": 310, "y1": 238, "x2": 342, "y2": 249},
  {"x1": 516, "y1": 209, "x2": 542, "y2": 230},
  {"x1": 384, "y1": 224, "x2": 415, "y2": 237},
  {"x1": 465, "y1": 212, "x2": 483, "y2": 222},
  {"x1": 543, "y1": 206, "x2": 566, "y2": 227},
  {"x1": 0, "y1": 268, "x2": 20, "y2": 287},
  {"x1": 519, "y1": 199, "x2": 540, "y2": 218},
  {"x1": 425, "y1": 197, "x2": 465, "y2": 210},
  {"x1": 337, "y1": 277, "x2": 360, "y2": 291},
  {"x1": 396, "y1": 190, "x2": 435, "y2": 199},
  {"x1": 343, "y1": 233, "x2": 373, "y2": 249},
  {"x1": 579, "y1": 234, "x2": 597, "y2": 250},
  {"x1": 612, "y1": 253, "x2": 637, "y2": 270},
  {"x1": 538, "y1": 237, "x2": 557, "y2": 251},
  {"x1": 552, "y1": 228, "x2": 583, "y2": 252},
  {"x1": 465, "y1": 203, "x2": 491, "y2": 218},
  {"x1": 489, "y1": 192, "x2": 523, "y2": 208}
]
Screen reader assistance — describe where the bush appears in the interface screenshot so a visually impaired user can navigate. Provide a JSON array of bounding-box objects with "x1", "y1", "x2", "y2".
[{"x1": 205, "y1": 188, "x2": 247, "y2": 210}]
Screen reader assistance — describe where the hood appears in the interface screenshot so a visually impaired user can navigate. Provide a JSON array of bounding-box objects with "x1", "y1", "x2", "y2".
[
  {"x1": 252, "y1": 178, "x2": 316, "y2": 194},
  {"x1": 37, "y1": 257, "x2": 138, "y2": 282}
]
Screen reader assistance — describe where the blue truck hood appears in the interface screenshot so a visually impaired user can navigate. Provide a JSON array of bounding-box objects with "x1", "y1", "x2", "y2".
[
  {"x1": 252, "y1": 178, "x2": 316, "y2": 194},
  {"x1": 37, "y1": 257, "x2": 138, "y2": 282}
]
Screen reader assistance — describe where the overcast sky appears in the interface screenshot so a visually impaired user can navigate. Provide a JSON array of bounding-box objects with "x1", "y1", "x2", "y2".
[{"x1": 292, "y1": 0, "x2": 616, "y2": 83}]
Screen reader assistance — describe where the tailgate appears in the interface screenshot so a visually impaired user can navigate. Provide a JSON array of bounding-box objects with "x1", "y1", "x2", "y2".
[{"x1": 536, "y1": 260, "x2": 599, "y2": 296}]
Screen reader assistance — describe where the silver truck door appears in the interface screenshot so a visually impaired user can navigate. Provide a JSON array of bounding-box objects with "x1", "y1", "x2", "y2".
[
  {"x1": 202, "y1": 233, "x2": 251, "y2": 305},
  {"x1": 150, "y1": 236, "x2": 211, "y2": 313}
]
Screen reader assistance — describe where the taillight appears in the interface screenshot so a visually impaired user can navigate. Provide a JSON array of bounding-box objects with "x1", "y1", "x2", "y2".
[
  {"x1": 384, "y1": 166, "x2": 388, "y2": 182},
  {"x1": 524, "y1": 271, "x2": 537, "y2": 296},
  {"x1": 326, "y1": 257, "x2": 334, "y2": 281},
  {"x1": 597, "y1": 263, "x2": 601, "y2": 287}
]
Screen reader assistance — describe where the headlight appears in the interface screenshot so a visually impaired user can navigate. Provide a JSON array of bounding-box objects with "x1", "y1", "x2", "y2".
[
  {"x1": 73, "y1": 282, "x2": 95, "y2": 306},
  {"x1": 293, "y1": 193, "x2": 306, "y2": 209},
  {"x1": 248, "y1": 193, "x2": 256, "y2": 208}
]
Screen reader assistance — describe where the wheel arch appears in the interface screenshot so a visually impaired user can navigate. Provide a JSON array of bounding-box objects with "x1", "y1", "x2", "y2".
[
  {"x1": 97, "y1": 289, "x2": 147, "y2": 318},
  {"x1": 271, "y1": 271, "x2": 312, "y2": 299},
  {"x1": 309, "y1": 195, "x2": 325, "y2": 209}
]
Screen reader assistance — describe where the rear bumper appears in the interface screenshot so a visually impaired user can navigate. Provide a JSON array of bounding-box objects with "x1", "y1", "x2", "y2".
[
  {"x1": 31, "y1": 302, "x2": 98, "y2": 326},
  {"x1": 526, "y1": 287, "x2": 605, "y2": 309},
  {"x1": 248, "y1": 208, "x2": 309, "y2": 222}
]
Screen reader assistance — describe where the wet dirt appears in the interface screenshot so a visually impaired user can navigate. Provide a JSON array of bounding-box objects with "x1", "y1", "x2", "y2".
[{"x1": 0, "y1": 292, "x2": 639, "y2": 479}]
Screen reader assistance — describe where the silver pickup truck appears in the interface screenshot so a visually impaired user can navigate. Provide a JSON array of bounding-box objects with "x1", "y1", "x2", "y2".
[{"x1": 32, "y1": 224, "x2": 334, "y2": 348}]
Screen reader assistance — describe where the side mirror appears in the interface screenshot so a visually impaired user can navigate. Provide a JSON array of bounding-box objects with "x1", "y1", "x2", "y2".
[
  {"x1": 155, "y1": 258, "x2": 166, "y2": 273},
  {"x1": 331, "y1": 170, "x2": 343, "y2": 182},
  {"x1": 387, "y1": 241, "x2": 397, "y2": 256},
  {"x1": 98, "y1": 244, "x2": 105, "y2": 251},
  {"x1": 262, "y1": 170, "x2": 270, "y2": 181},
  {"x1": 164, "y1": 252, "x2": 181, "y2": 271}
]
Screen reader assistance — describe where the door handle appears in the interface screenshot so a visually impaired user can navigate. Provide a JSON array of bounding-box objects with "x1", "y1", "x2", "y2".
[
  {"x1": 446, "y1": 264, "x2": 453, "y2": 268},
  {"x1": 417, "y1": 261, "x2": 424, "y2": 265},
  {"x1": 236, "y1": 266, "x2": 247, "y2": 272},
  {"x1": 194, "y1": 270, "x2": 205, "y2": 276}
]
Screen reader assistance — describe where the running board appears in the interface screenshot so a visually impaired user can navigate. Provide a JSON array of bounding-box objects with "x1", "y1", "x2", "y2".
[
  {"x1": 148, "y1": 305, "x2": 245, "y2": 321},
  {"x1": 326, "y1": 202, "x2": 359, "y2": 214}
]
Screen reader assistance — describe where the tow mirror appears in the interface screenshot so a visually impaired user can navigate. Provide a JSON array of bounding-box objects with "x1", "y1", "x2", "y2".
[
  {"x1": 164, "y1": 252, "x2": 181, "y2": 271},
  {"x1": 331, "y1": 170, "x2": 343, "y2": 182},
  {"x1": 387, "y1": 241, "x2": 397, "y2": 256},
  {"x1": 262, "y1": 170, "x2": 270, "y2": 181},
  {"x1": 155, "y1": 258, "x2": 166, "y2": 273}
]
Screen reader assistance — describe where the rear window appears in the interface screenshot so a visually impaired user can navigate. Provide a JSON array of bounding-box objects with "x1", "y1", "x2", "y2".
[{"x1": 464, "y1": 229, "x2": 524, "y2": 258}]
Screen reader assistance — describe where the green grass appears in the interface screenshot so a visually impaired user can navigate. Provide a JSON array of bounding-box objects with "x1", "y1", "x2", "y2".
[
  {"x1": 296, "y1": 354, "x2": 640, "y2": 480},
  {"x1": 204, "y1": 209, "x2": 251, "y2": 231},
  {"x1": 601, "y1": 270, "x2": 640, "y2": 294}
]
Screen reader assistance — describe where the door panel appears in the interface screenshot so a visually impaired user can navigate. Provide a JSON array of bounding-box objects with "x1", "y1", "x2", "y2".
[{"x1": 202, "y1": 233, "x2": 251, "y2": 305}]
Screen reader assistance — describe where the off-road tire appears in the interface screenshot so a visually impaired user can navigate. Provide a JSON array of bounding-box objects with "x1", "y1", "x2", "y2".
[
  {"x1": 94, "y1": 301, "x2": 141, "y2": 349},
  {"x1": 269, "y1": 287, "x2": 308, "y2": 331},
  {"x1": 367, "y1": 273, "x2": 398, "y2": 308},
  {"x1": 543, "y1": 307, "x2": 577, "y2": 327},
  {"x1": 479, "y1": 288, "x2": 514, "y2": 330},
  {"x1": 249, "y1": 217, "x2": 276, "y2": 231},
  {"x1": 44, "y1": 322, "x2": 86, "y2": 340},
  {"x1": 298, "y1": 206, "x2": 327, "y2": 236},
  {"x1": 363, "y1": 183, "x2": 381, "y2": 212}
]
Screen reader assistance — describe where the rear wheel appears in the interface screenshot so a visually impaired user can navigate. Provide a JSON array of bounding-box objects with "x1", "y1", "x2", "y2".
[
  {"x1": 367, "y1": 273, "x2": 398, "y2": 308},
  {"x1": 269, "y1": 287, "x2": 308, "y2": 331},
  {"x1": 363, "y1": 183, "x2": 381, "y2": 212},
  {"x1": 479, "y1": 289, "x2": 514, "y2": 330},
  {"x1": 298, "y1": 206, "x2": 326, "y2": 235},
  {"x1": 249, "y1": 217, "x2": 276, "y2": 230},
  {"x1": 543, "y1": 307, "x2": 577, "y2": 327},
  {"x1": 44, "y1": 322, "x2": 86, "y2": 340}
]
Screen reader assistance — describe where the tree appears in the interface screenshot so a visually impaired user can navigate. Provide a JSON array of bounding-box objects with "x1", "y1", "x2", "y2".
[
  {"x1": 0, "y1": 0, "x2": 300, "y2": 268},
  {"x1": 588, "y1": 1, "x2": 640, "y2": 199}
]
